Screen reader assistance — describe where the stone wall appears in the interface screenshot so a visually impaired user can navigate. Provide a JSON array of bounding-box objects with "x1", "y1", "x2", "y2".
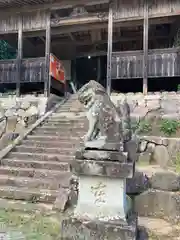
[
  {"x1": 138, "y1": 136, "x2": 180, "y2": 168},
  {"x1": 111, "y1": 92, "x2": 180, "y2": 120},
  {"x1": 110, "y1": 93, "x2": 180, "y2": 223},
  {"x1": 0, "y1": 94, "x2": 60, "y2": 150},
  {"x1": 134, "y1": 165, "x2": 180, "y2": 223},
  {"x1": 125, "y1": 135, "x2": 180, "y2": 223}
]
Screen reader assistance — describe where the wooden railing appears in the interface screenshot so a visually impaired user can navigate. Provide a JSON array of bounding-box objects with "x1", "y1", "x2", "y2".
[
  {"x1": 0, "y1": 57, "x2": 45, "y2": 83},
  {"x1": 111, "y1": 48, "x2": 180, "y2": 79}
]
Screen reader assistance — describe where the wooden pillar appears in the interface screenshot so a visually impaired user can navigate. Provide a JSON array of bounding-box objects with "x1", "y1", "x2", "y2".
[
  {"x1": 44, "y1": 12, "x2": 51, "y2": 97},
  {"x1": 106, "y1": 3, "x2": 113, "y2": 95},
  {"x1": 16, "y1": 15, "x2": 23, "y2": 97},
  {"x1": 143, "y1": 0, "x2": 149, "y2": 95},
  {"x1": 97, "y1": 57, "x2": 101, "y2": 82},
  {"x1": 73, "y1": 59, "x2": 77, "y2": 83}
]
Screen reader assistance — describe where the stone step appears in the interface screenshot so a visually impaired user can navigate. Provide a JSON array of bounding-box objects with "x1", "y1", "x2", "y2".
[
  {"x1": 50, "y1": 115, "x2": 86, "y2": 120},
  {"x1": 43, "y1": 122, "x2": 87, "y2": 128},
  {"x1": 0, "y1": 166, "x2": 72, "y2": 182},
  {"x1": 22, "y1": 140, "x2": 78, "y2": 148},
  {"x1": 36, "y1": 126, "x2": 86, "y2": 132},
  {"x1": 57, "y1": 106, "x2": 81, "y2": 110},
  {"x1": 56, "y1": 110, "x2": 84, "y2": 113},
  {"x1": 33, "y1": 129, "x2": 84, "y2": 136},
  {"x1": 58, "y1": 105, "x2": 72, "y2": 108},
  {"x1": 0, "y1": 198, "x2": 54, "y2": 213},
  {"x1": 26, "y1": 135, "x2": 81, "y2": 142},
  {"x1": 0, "y1": 185, "x2": 58, "y2": 203},
  {"x1": 59, "y1": 107, "x2": 80, "y2": 110},
  {"x1": 13, "y1": 145, "x2": 75, "y2": 155},
  {"x1": 58, "y1": 106, "x2": 82, "y2": 110},
  {"x1": 7, "y1": 152, "x2": 74, "y2": 162},
  {"x1": 0, "y1": 174, "x2": 71, "y2": 190},
  {"x1": 1, "y1": 158, "x2": 69, "y2": 171},
  {"x1": 46, "y1": 118, "x2": 86, "y2": 123}
]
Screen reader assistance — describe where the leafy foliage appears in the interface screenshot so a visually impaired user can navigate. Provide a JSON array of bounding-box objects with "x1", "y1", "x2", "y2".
[
  {"x1": 160, "y1": 119, "x2": 180, "y2": 136},
  {"x1": 136, "y1": 120, "x2": 152, "y2": 134},
  {"x1": 177, "y1": 84, "x2": 180, "y2": 92}
]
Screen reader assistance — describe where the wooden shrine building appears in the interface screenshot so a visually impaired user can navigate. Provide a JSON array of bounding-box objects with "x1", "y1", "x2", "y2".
[{"x1": 0, "y1": 0, "x2": 180, "y2": 96}]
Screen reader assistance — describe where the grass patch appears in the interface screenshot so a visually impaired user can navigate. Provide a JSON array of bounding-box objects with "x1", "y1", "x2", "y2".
[
  {"x1": 135, "y1": 120, "x2": 152, "y2": 135},
  {"x1": 134, "y1": 118, "x2": 180, "y2": 137},
  {"x1": 174, "y1": 153, "x2": 180, "y2": 173},
  {"x1": 160, "y1": 119, "x2": 180, "y2": 136},
  {"x1": 0, "y1": 209, "x2": 60, "y2": 240}
]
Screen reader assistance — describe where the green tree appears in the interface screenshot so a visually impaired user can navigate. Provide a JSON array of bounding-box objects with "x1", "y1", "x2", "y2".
[{"x1": 0, "y1": 40, "x2": 16, "y2": 60}]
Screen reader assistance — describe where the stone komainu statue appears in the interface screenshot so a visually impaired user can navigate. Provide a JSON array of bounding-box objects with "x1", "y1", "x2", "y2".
[{"x1": 77, "y1": 80, "x2": 130, "y2": 150}]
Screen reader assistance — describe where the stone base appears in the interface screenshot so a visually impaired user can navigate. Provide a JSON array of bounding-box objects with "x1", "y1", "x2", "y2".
[
  {"x1": 61, "y1": 214, "x2": 137, "y2": 240},
  {"x1": 84, "y1": 140, "x2": 123, "y2": 151}
]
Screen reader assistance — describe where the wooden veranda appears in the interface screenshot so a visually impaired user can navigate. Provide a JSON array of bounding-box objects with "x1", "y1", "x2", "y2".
[{"x1": 0, "y1": 0, "x2": 180, "y2": 95}]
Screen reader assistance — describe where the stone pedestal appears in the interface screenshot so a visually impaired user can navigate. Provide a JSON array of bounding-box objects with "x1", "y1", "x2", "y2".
[{"x1": 61, "y1": 145, "x2": 137, "y2": 240}]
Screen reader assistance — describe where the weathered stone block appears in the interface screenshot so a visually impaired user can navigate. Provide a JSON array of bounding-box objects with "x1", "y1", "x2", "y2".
[
  {"x1": 139, "y1": 140, "x2": 148, "y2": 152},
  {"x1": 124, "y1": 140, "x2": 139, "y2": 163},
  {"x1": 150, "y1": 171, "x2": 180, "y2": 191},
  {"x1": 140, "y1": 136, "x2": 168, "y2": 146},
  {"x1": 161, "y1": 99, "x2": 178, "y2": 114},
  {"x1": 53, "y1": 188, "x2": 71, "y2": 212},
  {"x1": 146, "y1": 100, "x2": 160, "y2": 111},
  {"x1": 71, "y1": 159, "x2": 134, "y2": 179},
  {"x1": 5, "y1": 108, "x2": 17, "y2": 117},
  {"x1": 16, "y1": 109, "x2": 26, "y2": 118},
  {"x1": 135, "y1": 190, "x2": 180, "y2": 222},
  {"x1": 151, "y1": 145, "x2": 170, "y2": 167},
  {"x1": 161, "y1": 114, "x2": 179, "y2": 120},
  {"x1": 146, "y1": 142, "x2": 156, "y2": 153},
  {"x1": 138, "y1": 152, "x2": 152, "y2": 165},
  {"x1": 131, "y1": 107, "x2": 148, "y2": 120},
  {"x1": 75, "y1": 149, "x2": 128, "y2": 162},
  {"x1": 61, "y1": 215, "x2": 137, "y2": 240},
  {"x1": 20, "y1": 101, "x2": 31, "y2": 110},
  {"x1": 167, "y1": 138, "x2": 180, "y2": 164},
  {"x1": 84, "y1": 141, "x2": 123, "y2": 151},
  {"x1": 74, "y1": 175, "x2": 130, "y2": 221}
]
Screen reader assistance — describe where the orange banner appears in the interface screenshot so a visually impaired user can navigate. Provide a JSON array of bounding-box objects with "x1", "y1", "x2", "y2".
[{"x1": 50, "y1": 53, "x2": 65, "y2": 84}]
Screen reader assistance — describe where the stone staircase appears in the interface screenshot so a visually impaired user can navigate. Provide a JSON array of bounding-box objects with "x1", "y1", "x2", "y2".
[
  {"x1": 0, "y1": 93, "x2": 179, "y2": 239},
  {"x1": 0, "y1": 94, "x2": 87, "y2": 211}
]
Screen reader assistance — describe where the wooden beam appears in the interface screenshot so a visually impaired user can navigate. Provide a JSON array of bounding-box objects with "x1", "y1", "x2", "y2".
[
  {"x1": 49, "y1": 34, "x2": 169, "y2": 47},
  {"x1": 1, "y1": 0, "x2": 109, "y2": 13},
  {"x1": 16, "y1": 15, "x2": 23, "y2": 97},
  {"x1": 51, "y1": 12, "x2": 108, "y2": 27},
  {"x1": 106, "y1": 3, "x2": 113, "y2": 95},
  {"x1": 50, "y1": 13, "x2": 177, "y2": 29},
  {"x1": 69, "y1": 47, "x2": 180, "y2": 58},
  {"x1": 143, "y1": 0, "x2": 149, "y2": 95},
  {"x1": 44, "y1": 12, "x2": 51, "y2": 97},
  {"x1": 23, "y1": 15, "x2": 175, "y2": 38},
  {"x1": 97, "y1": 57, "x2": 101, "y2": 82}
]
